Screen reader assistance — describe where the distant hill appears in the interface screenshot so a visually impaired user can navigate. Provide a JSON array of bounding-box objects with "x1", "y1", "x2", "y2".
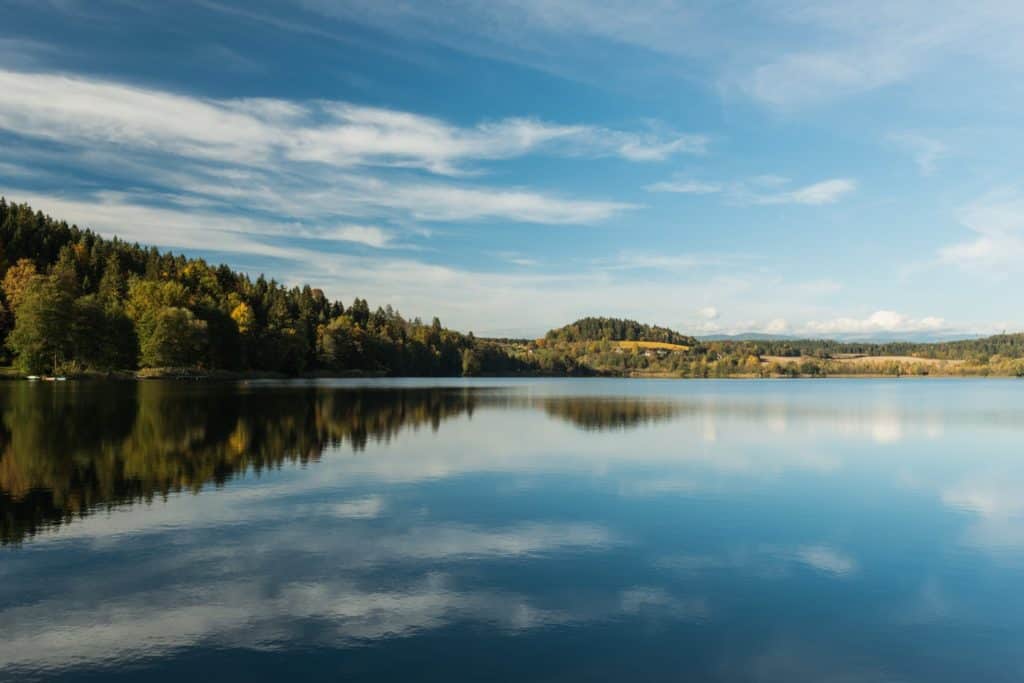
[{"x1": 545, "y1": 317, "x2": 698, "y2": 346}]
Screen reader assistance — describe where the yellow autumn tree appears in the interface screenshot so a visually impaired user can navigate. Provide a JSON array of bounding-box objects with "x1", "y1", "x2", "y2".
[
  {"x1": 2, "y1": 258, "x2": 38, "y2": 313},
  {"x1": 230, "y1": 302, "x2": 255, "y2": 335}
]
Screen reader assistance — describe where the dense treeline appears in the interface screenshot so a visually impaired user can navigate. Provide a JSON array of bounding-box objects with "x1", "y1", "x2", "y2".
[
  {"x1": 536, "y1": 337, "x2": 767, "y2": 378},
  {"x1": 750, "y1": 335, "x2": 1024, "y2": 363},
  {"x1": 532, "y1": 319, "x2": 1024, "y2": 377},
  {"x1": 0, "y1": 199, "x2": 531, "y2": 376},
  {"x1": 545, "y1": 317, "x2": 697, "y2": 346}
]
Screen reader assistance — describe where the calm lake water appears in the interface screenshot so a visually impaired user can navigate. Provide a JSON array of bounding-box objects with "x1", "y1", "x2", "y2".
[{"x1": 2, "y1": 378, "x2": 1024, "y2": 681}]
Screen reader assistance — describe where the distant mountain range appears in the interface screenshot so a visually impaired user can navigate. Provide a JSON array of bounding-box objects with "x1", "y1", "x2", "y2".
[
  {"x1": 698, "y1": 333, "x2": 794, "y2": 342},
  {"x1": 698, "y1": 331, "x2": 990, "y2": 344}
]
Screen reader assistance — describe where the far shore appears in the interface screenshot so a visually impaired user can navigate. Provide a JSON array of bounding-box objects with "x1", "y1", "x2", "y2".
[{"x1": 2, "y1": 366, "x2": 1020, "y2": 381}]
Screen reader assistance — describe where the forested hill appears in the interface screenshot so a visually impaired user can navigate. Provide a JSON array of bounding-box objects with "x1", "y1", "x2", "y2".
[
  {"x1": 545, "y1": 317, "x2": 698, "y2": 346},
  {"x1": 0, "y1": 198, "x2": 529, "y2": 376}
]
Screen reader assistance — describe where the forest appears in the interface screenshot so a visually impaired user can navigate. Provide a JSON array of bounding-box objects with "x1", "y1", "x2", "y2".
[
  {"x1": 0, "y1": 199, "x2": 534, "y2": 377},
  {"x1": 2, "y1": 198, "x2": 1023, "y2": 378},
  {"x1": 545, "y1": 317, "x2": 698, "y2": 346}
]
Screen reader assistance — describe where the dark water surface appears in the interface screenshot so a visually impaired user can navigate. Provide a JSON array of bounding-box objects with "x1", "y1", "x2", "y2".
[{"x1": 3, "y1": 378, "x2": 1024, "y2": 681}]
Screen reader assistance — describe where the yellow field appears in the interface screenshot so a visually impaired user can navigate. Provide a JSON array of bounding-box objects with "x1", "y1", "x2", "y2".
[{"x1": 616, "y1": 341, "x2": 690, "y2": 352}]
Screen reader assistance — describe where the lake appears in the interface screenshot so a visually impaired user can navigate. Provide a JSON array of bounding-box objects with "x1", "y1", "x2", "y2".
[{"x1": 2, "y1": 378, "x2": 1024, "y2": 681}]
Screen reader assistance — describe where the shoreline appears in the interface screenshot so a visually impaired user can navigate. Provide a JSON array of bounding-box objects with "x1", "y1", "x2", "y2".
[{"x1": 2, "y1": 367, "x2": 1020, "y2": 382}]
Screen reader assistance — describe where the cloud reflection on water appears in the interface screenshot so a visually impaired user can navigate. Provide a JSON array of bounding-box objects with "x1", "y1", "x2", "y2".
[{"x1": 4, "y1": 380, "x2": 1024, "y2": 680}]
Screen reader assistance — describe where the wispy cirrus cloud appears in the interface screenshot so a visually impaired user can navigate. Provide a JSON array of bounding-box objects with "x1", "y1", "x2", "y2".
[
  {"x1": 612, "y1": 132, "x2": 708, "y2": 160},
  {"x1": 338, "y1": 177, "x2": 635, "y2": 224},
  {"x1": 595, "y1": 250, "x2": 734, "y2": 272},
  {"x1": 306, "y1": 224, "x2": 393, "y2": 248},
  {"x1": 749, "y1": 178, "x2": 857, "y2": 206},
  {"x1": 284, "y1": 0, "x2": 1024, "y2": 110},
  {"x1": 648, "y1": 174, "x2": 856, "y2": 206},
  {"x1": 937, "y1": 189, "x2": 1024, "y2": 275},
  {"x1": 734, "y1": 49, "x2": 916, "y2": 109},
  {"x1": 0, "y1": 67, "x2": 649, "y2": 230},
  {"x1": 0, "y1": 69, "x2": 703, "y2": 176},
  {"x1": 645, "y1": 178, "x2": 722, "y2": 194},
  {"x1": 888, "y1": 132, "x2": 948, "y2": 176}
]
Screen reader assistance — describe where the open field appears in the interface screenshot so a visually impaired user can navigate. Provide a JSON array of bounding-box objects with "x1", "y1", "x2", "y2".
[{"x1": 616, "y1": 341, "x2": 690, "y2": 352}]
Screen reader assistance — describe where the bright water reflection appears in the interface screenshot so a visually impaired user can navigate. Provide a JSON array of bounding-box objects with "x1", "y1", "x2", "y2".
[{"x1": 2, "y1": 379, "x2": 1024, "y2": 681}]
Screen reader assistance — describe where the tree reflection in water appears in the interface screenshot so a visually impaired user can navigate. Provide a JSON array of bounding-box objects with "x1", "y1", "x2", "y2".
[{"x1": 0, "y1": 382, "x2": 683, "y2": 544}]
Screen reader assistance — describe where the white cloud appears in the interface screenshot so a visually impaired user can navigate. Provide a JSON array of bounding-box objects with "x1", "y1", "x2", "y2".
[
  {"x1": 313, "y1": 225, "x2": 393, "y2": 248},
  {"x1": 354, "y1": 179, "x2": 635, "y2": 224},
  {"x1": 803, "y1": 310, "x2": 946, "y2": 335},
  {"x1": 752, "y1": 178, "x2": 857, "y2": 206},
  {"x1": 645, "y1": 178, "x2": 722, "y2": 194},
  {"x1": 0, "y1": 67, "x2": 649, "y2": 228},
  {"x1": 737, "y1": 49, "x2": 914, "y2": 109},
  {"x1": 646, "y1": 175, "x2": 855, "y2": 205},
  {"x1": 612, "y1": 133, "x2": 708, "y2": 161},
  {"x1": 0, "y1": 68, "x2": 702, "y2": 175},
  {"x1": 938, "y1": 189, "x2": 1024, "y2": 273},
  {"x1": 597, "y1": 251, "x2": 730, "y2": 272},
  {"x1": 698, "y1": 306, "x2": 720, "y2": 320},
  {"x1": 888, "y1": 132, "x2": 948, "y2": 176}
]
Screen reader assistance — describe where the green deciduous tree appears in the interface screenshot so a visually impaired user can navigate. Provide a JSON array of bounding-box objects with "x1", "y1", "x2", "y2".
[
  {"x1": 139, "y1": 307, "x2": 208, "y2": 368},
  {"x1": 7, "y1": 276, "x2": 72, "y2": 373},
  {"x1": 320, "y1": 316, "x2": 356, "y2": 370}
]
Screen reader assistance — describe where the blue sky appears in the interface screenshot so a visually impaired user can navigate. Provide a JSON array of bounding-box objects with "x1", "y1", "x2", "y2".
[{"x1": 2, "y1": 1, "x2": 1024, "y2": 338}]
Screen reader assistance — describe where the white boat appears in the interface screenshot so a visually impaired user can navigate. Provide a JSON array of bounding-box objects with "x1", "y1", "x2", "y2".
[{"x1": 26, "y1": 375, "x2": 40, "y2": 381}]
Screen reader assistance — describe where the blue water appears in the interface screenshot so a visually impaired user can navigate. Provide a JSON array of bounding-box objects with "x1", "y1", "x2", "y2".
[{"x1": 2, "y1": 378, "x2": 1024, "y2": 681}]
